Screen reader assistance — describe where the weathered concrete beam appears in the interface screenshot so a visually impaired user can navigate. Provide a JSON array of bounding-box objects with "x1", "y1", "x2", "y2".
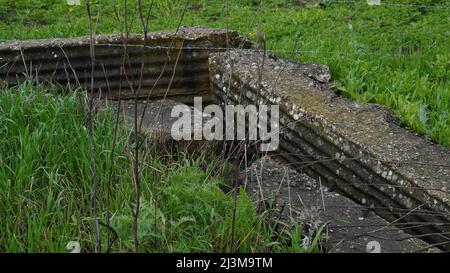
[
  {"x1": 0, "y1": 27, "x2": 251, "y2": 104},
  {"x1": 209, "y1": 49, "x2": 450, "y2": 249}
]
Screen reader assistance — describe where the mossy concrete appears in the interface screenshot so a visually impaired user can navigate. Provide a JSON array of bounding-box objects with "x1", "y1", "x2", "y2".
[
  {"x1": 209, "y1": 49, "x2": 450, "y2": 250},
  {"x1": 0, "y1": 27, "x2": 251, "y2": 103}
]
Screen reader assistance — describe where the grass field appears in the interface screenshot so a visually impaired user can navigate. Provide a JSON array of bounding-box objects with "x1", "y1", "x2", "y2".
[{"x1": 0, "y1": 0, "x2": 448, "y2": 146}]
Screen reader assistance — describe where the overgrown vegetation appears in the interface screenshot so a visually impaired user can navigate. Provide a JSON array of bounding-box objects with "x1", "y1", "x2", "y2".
[
  {"x1": 0, "y1": 0, "x2": 448, "y2": 146},
  {"x1": 0, "y1": 0, "x2": 448, "y2": 253},
  {"x1": 0, "y1": 82, "x2": 321, "y2": 252}
]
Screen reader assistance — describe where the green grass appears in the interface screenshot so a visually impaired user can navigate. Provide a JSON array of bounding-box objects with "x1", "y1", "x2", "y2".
[
  {"x1": 0, "y1": 0, "x2": 448, "y2": 146},
  {"x1": 0, "y1": 81, "x2": 321, "y2": 252}
]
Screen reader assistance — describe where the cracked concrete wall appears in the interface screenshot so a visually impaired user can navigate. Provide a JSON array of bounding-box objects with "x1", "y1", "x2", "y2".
[
  {"x1": 209, "y1": 49, "x2": 450, "y2": 250},
  {"x1": 0, "y1": 27, "x2": 251, "y2": 104}
]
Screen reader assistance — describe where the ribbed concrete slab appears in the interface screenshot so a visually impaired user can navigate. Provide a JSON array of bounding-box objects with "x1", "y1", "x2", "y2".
[
  {"x1": 209, "y1": 49, "x2": 450, "y2": 250},
  {"x1": 0, "y1": 27, "x2": 251, "y2": 104}
]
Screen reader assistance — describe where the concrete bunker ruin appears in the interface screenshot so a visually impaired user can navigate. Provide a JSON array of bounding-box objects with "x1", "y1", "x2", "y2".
[{"x1": 1, "y1": 27, "x2": 449, "y2": 252}]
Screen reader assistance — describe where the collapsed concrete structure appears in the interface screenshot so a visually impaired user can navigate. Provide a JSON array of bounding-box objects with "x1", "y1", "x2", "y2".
[{"x1": 1, "y1": 27, "x2": 449, "y2": 252}]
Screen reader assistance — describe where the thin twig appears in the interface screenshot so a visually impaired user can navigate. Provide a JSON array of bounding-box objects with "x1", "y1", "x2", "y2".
[{"x1": 86, "y1": 0, "x2": 101, "y2": 253}]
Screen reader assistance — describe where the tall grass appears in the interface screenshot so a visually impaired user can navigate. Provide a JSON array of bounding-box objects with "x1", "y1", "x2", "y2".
[{"x1": 0, "y1": 81, "x2": 321, "y2": 252}]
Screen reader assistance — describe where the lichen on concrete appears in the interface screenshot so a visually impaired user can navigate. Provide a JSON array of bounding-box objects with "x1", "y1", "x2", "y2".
[{"x1": 209, "y1": 49, "x2": 450, "y2": 250}]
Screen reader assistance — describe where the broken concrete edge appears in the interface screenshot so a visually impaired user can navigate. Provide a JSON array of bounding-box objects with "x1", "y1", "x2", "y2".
[
  {"x1": 209, "y1": 49, "x2": 449, "y2": 249},
  {"x1": 0, "y1": 27, "x2": 252, "y2": 51}
]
